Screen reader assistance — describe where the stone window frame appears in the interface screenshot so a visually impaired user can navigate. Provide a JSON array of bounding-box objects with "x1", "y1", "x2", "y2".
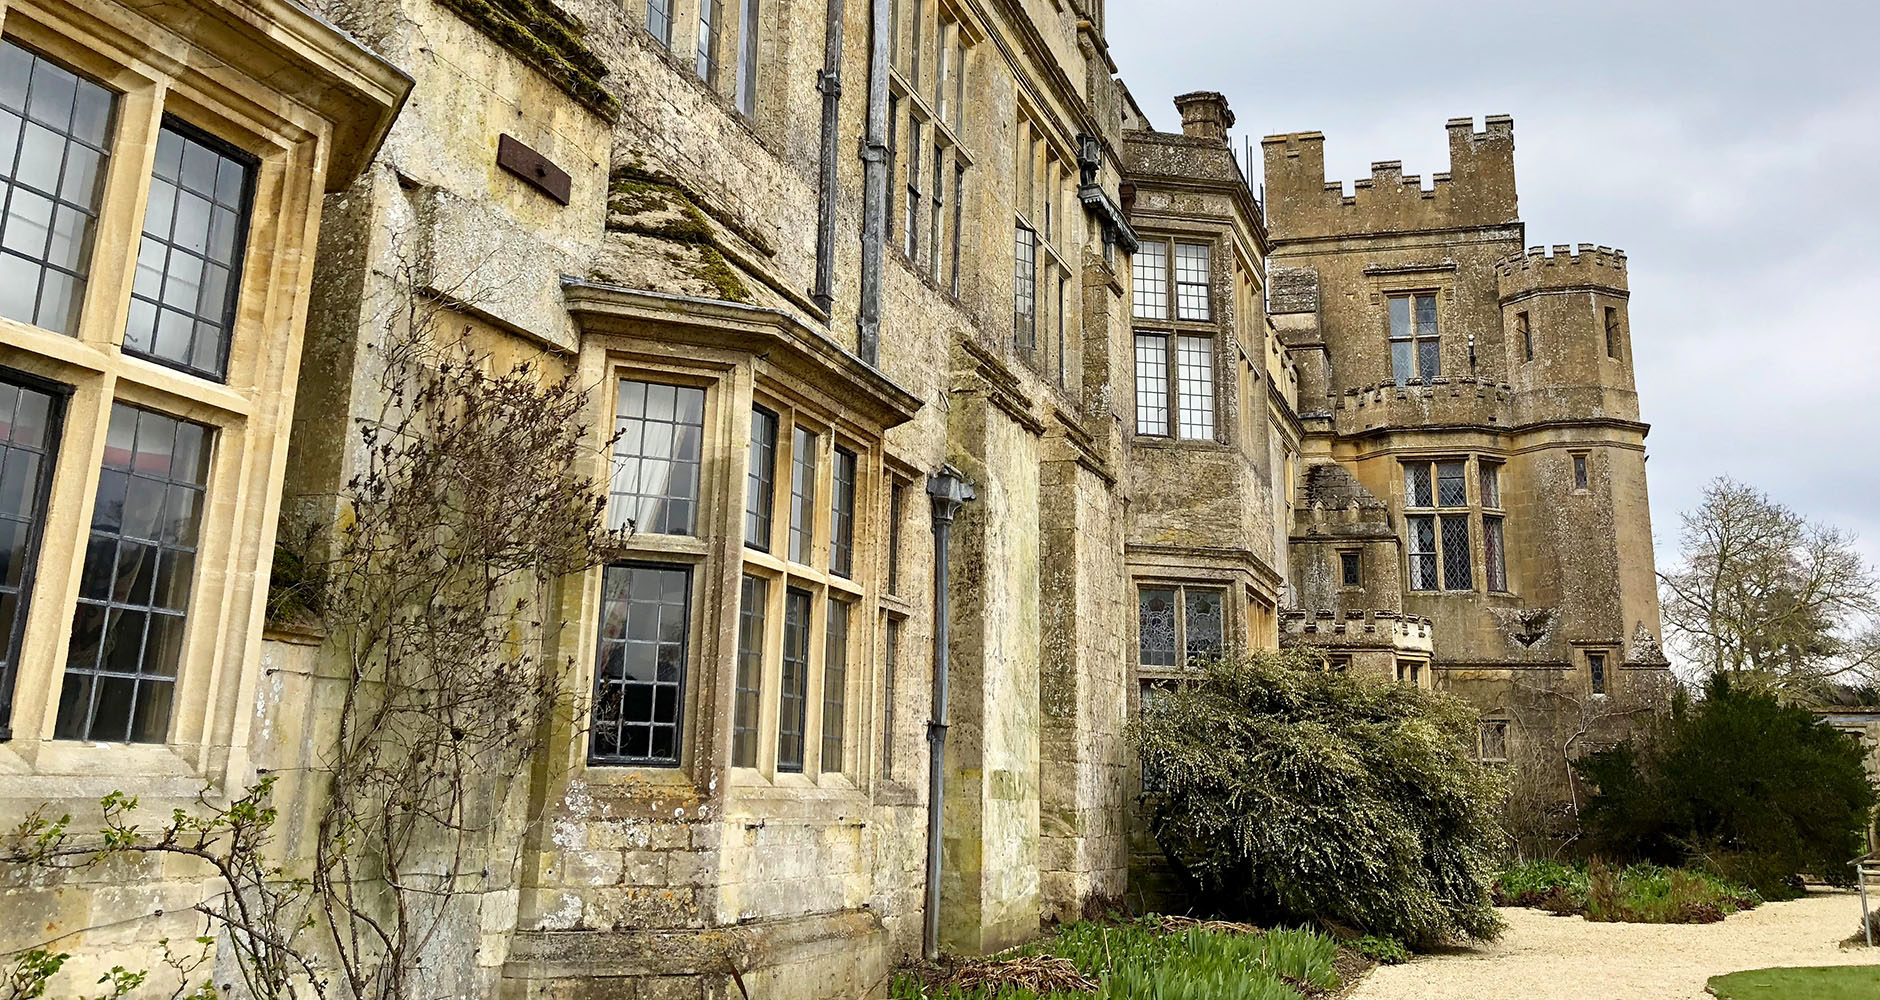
[
  {"x1": 1013, "y1": 105, "x2": 1079, "y2": 383},
  {"x1": 1570, "y1": 450, "x2": 1590, "y2": 493},
  {"x1": 1133, "y1": 580, "x2": 1234, "y2": 684},
  {"x1": 1130, "y1": 232, "x2": 1223, "y2": 445},
  {"x1": 1384, "y1": 288, "x2": 1442, "y2": 386},
  {"x1": 1402, "y1": 454, "x2": 1509, "y2": 594},
  {"x1": 641, "y1": 0, "x2": 765, "y2": 122},
  {"x1": 890, "y1": 0, "x2": 976, "y2": 293},
  {"x1": 1514, "y1": 309, "x2": 1533, "y2": 364},
  {"x1": 1477, "y1": 718, "x2": 1510, "y2": 763},
  {"x1": 1393, "y1": 656, "x2": 1429, "y2": 689},
  {"x1": 1336, "y1": 548, "x2": 1363, "y2": 590},
  {"x1": 1582, "y1": 646, "x2": 1612, "y2": 697},
  {"x1": 729, "y1": 384, "x2": 874, "y2": 787},
  {"x1": 0, "y1": 3, "x2": 366, "y2": 784}
]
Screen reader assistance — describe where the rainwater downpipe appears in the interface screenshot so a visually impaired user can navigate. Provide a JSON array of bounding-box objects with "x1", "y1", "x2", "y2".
[
  {"x1": 923, "y1": 467, "x2": 975, "y2": 961},
  {"x1": 810, "y1": 0, "x2": 845, "y2": 313},
  {"x1": 856, "y1": 0, "x2": 892, "y2": 365}
]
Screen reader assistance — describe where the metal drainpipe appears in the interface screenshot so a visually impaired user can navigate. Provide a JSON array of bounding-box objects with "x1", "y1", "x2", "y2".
[
  {"x1": 923, "y1": 466, "x2": 975, "y2": 961},
  {"x1": 856, "y1": 0, "x2": 891, "y2": 366},
  {"x1": 810, "y1": 0, "x2": 845, "y2": 313}
]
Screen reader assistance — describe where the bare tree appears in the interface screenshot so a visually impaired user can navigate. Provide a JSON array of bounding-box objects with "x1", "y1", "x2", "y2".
[{"x1": 1660, "y1": 477, "x2": 1879, "y2": 696}]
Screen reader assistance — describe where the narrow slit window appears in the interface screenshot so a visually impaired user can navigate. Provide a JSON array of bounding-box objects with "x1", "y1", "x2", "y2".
[
  {"x1": 56, "y1": 404, "x2": 211, "y2": 743},
  {"x1": 882, "y1": 617, "x2": 900, "y2": 778},
  {"x1": 1517, "y1": 310, "x2": 1533, "y2": 363},
  {"x1": 830, "y1": 445, "x2": 856, "y2": 577},
  {"x1": 0, "y1": 375, "x2": 62, "y2": 738},
  {"x1": 1588, "y1": 651, "x2": 1607, "y2": 695},
  {"x1": 929, "y1": 145, "x2": 944, "y2": 282},
  {"x1": 1133, "y1": 332, "x2": 1169, "y2": 436},
  {"x1": 1604, "y1": 306, "x2": 1622, "y2": 360},
  {"x1": 1013, "y1": 223, "x2": 1036, "y2": 349},
  {"x1": 821, "y1": 598, "x2": 848, "y2": 773},
  {"x1": 777, "y1": 587, "x2": 811, "y2": 772},
  {"x1": 746, "y1": 406, "x2": 777, "y2": 550},
  {"x1": 731, "y1": 574, "x2": 766, "y2": 767},
  {"x1": 1572, "y1": 453, "x2": 1589, "y2": 491},
  {"x1": 696, "y1": 0, "x2": 720, "y2": 81},
  {"x1": 0, "y1": 41, "x2": 116, "y2": 337},
  {"x1": 610, "y1": 379, "x2": 705, "y2": 536},
  {"x1": 125, "y1": 121, "x2": 255, "y2": 381},
  {"x1": 905, "y1": 127, "x2": 922, "y2": 259},
  {"x1": 1484, "y1": 515, "x2": 1507, "y2": 593},
  {"x1": 735, "y1": 0, "x2": 760, "y2": 114},
  {"x1": 887, "y1": 482, "x2": 903, "y2": 594},
  {"x1": 949, "y1": 164, "x2": 964, "y2": 295},
  {"x1": 589, "y1": 563, "x2": 691, "y2": 766},
  {"x1": 788, "y1": 427, "x2": 817, "y2": 564}
]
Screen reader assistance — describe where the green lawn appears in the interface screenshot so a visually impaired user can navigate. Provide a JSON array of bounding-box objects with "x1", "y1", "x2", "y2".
[{"x1": 1707, "y1": 966, "x2": 1880, "y2": 999}]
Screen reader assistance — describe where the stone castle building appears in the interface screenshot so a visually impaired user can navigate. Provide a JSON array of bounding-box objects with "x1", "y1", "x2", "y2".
[{"x1": 0, "y1": 0, "x2": 1663, "y2": 995}]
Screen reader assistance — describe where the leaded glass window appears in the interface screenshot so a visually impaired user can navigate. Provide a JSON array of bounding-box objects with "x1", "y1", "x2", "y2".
[
  {"x1": 1137, "y1": 588, "x2": 1176, "y2": 667},
  {"x1": 56, "y1": 403, "x2": 210, "y2": 743},
  {"x1": 777, "y1": 587, "x2": 810, "y2": 772},
  {"x1": 590, "y1": 563, "x2": 690, "y2": 766},
  {"x1": 1441, "y1": 516, "x2": 1472, "y2": 591},
  {"x1": 1339, "y1": 550, "x2": 1362, "y2": 588},
  {"x1": 830, "y1": 446, "x2": 856, "y2": 577},
  {"x1": 735, "y1": 0, "x2": 760, "y2": 115},
  {"x1": 1388, "y1": 292, "x2": 1440, "y2": 384},
  {"x1": 1573, "y1": 453, "x2": 1589, "y2": 491},
  {"x1": 788, "y1": 427, "x2": 817, "y2": 564},
  {"x1": 1408, "y1": 515, "x2": 1437, "y2": 591},
  {"x1": 0, "y1": 374, "x2": 60, "y2": 738},
  {"x1": 1175, "y1": 335, "x2": 1215, "y2": 440},
  {"x1": 821, "y1": 598, "x2": 848, "y2": 773},
  {"x1": 646, "y1": 0, "x2": 673, "y2": 46},
  {"x1": 609, "y1": 379, "x2": 705, "y2": 536},
  {"x1": 1480, "y1": 462, "x2": 1501, "y2": 509},
  {"x1": 1174, "y1": 242, "x2": 1211, "y2": 321},
  {"x1": 1484, "y1": 515, "x2": 1507, "y2": 593},
  {"x1": 1132, "y1": 241, "x2": 1167, "y2": 320},
  {"x1": 1436, "y1": 460, "x2": 1468, "y2": 506},
  {"x1": 1133, "y1": 332, "x2": 1168, "y2": 436},
  {"x1": 746, "y1": 405, "x2": 777, "y2": 550},
  {"x1": 0, "y1": 40, "x2": 115, "y2": 336},
  {"x1": 1183, "y1": 588, "x2": 1224, "y2": 661},
  {"x1": 1404, "y1": 462, "x2": 1433, "y2": 507},
  {"x1": 124, "y1": 122, "x2": 254, "y2": 380},
  {"x1": 731, "y1": 573, "x2": 766, "y2": 767},
  {"x1": 1014, "y1": 223, "x2": 1036, "y2": 348}
]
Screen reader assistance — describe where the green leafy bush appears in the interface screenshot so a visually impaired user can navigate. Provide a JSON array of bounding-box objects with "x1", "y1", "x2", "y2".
[
  {"x1": 1576, "y1": 675, "x2": 1876, "y2": 899},
  {"x1": 1351, "y1": 935, "x2": 1412, "y2": 965},
  {"x1": 1129, "y1": 651, "x2": 1505, "y2": 946}
]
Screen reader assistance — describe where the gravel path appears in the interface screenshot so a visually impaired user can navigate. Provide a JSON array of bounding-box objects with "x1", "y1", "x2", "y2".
[{"x1": 1348, "y1": 890, "x2": 1880, "y2": 1000}]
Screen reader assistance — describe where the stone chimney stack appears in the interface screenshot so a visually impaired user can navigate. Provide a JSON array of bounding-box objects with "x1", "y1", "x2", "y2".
[{"x1": 1174, "y1": 91, "x2": 1234, "y2": 143}]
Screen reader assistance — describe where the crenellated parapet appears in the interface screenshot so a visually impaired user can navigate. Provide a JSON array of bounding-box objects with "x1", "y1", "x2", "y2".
[
  {"x1": 1497, "y1": 243, "x2": 1629, "y2": 301},
  {"x1": 1325, "y1": 375, "x2": 1514, "y2": 437},
  {"x1": 1262, "y1": 117, "x2": 1517, "y2": 241},
  {"x1": 1282, "y1": 608, "x2": 1436, "y2": 654}
]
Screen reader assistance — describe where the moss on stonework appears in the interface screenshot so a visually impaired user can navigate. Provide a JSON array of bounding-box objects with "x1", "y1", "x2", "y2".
[
  {"x1": 436, "y1": 0, "x2": 619, "y2": 117},
  {"x1": 602, "y1": 166, "x2": 751, "y2": 302}
]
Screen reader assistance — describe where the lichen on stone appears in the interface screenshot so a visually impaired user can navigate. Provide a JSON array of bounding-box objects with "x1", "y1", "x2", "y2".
[{"x1": 436, "y1": 0, "x2": 619, "y2": 117}]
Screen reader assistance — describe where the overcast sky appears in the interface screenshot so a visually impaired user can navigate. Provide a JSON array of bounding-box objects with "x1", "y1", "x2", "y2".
[{"x1": 1109, "y1": 0, "x2": 1880, "y2": 573}]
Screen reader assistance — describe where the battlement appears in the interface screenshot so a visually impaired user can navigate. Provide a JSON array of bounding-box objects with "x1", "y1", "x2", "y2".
[
  {"x1": 1497, "y1": 243, "x2": 1629, "y2": 298},
  {"x1": 1262, "y1": 117, "x2": 1518, "y2": 242},
  {"x1": 1281, "y1": 608, "x2": 1435, "y2": 652}
]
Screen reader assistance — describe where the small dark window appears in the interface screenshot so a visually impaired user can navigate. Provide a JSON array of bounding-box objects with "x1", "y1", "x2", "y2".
[
  {"x1": 1572, "y1": 453, "x2": 1589, "y2": 491},
  {"x1": 745, "y1": 406, "x2": 777, "y2": 550},
  {"x1": 56, "y1": 403, "x2": 211, "y2": 743},
  {"x1": 0, "y1": 373, "x2": 64, "y2": 739},
  {"x1": 589, "y1": 563, "x2": 691, "y2": 766},
  {"x1": 1328, "y1": 654, "x2": 1352, "y2": 673},
  {"x1": 777, "y1": 587, "x2": 811, "y2": 772},
  {"x1": 887, "y1": 482, "x2": 903, "y2": 594},
  {"x1": 125, "y1": 120, "x2": 255, "y2": 381},
  {"x1": 730, "y1": 573, "x2": 766, "y2": 768},
  {"x1": 1338, "y1": 550, "x2": 1362, "y2": 588},
  {"x1": 1517, "y1": 311, "x2": 1532, "y2": 362},
  {"x1": 0, "y1": 41, "x2": 116, "y2": 337},
  {"x1": 609, "y1": 380, "x2": 705, "y2": 536},
  {"x1": 830, "y1": 446, "x2": 856, "y2": 577},
  {"x1": 1588, "y1": 651, "x2": 1607, "y2": 695},
  {"x1": 1604, "y1": 307, "x2": 1621, "y2": 360},
  {"x1": 1479, "y1": 720, "x2": 1509, "y2": 762}
]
